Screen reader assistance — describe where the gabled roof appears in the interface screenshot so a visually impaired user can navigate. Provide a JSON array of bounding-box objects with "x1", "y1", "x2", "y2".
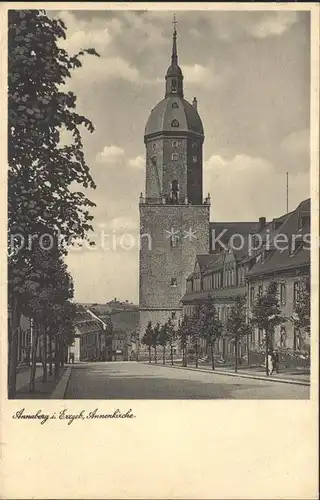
[{"x1": 247, "y1": 199, "x2": 310, "y2": 277}]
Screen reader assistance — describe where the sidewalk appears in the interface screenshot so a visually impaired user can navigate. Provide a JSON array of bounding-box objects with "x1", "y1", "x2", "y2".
[
  {"x1": 15, "y1": 364, "x2": 69, "y2": 399},
  {"x1": 144, "y1": 361, "x2": 310, "y2": 386}
]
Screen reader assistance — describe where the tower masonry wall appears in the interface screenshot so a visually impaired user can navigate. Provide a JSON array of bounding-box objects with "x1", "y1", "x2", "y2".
[{"x1": 139, "y1": 203, "x2": 210, "y2": 338}]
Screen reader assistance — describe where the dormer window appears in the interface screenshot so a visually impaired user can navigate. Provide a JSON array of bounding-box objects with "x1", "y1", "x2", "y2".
[
  {"x1": 171, "y1": 119, "x2": 179, "y2": 127},
  {"x1": 172, "y1": 102, "x2": 179, "y2": 109},
  {"x1": 298, "y1": 215, "x2": 310, "y2": 230}
]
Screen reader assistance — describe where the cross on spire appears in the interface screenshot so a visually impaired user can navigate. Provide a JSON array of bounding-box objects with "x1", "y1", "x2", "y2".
[{"x1": 172, "y1": 13, "x2": 177, "y2": 33}]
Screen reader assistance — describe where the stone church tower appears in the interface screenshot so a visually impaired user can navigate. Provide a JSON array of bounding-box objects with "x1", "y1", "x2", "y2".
[{"x1": 138, "y1": 21, "x2": 210, "y2": 350}]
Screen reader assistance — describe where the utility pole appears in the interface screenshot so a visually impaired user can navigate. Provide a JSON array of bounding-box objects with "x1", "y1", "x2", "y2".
[{"x1": 286, "y1": 172, "x2": 289, "y2": 213}]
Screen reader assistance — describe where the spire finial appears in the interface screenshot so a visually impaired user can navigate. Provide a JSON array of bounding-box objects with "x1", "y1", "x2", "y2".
[{"x1": 172, "y1": 13, "x2": 177, "y2": 34}]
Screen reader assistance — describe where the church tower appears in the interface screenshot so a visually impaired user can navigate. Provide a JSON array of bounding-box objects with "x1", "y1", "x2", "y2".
[{"x1": 138, "y1": 18, "x2": 210, "y2": 351}]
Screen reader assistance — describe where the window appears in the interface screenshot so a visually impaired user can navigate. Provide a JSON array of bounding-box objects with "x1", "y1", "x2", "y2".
[
  {"x1": 152, "y1": 143, "x2": 157, "y2": 151},
  {"x1": 280, "y1": 325, "x2": 287, "y2": 348},
  {"x1": 192, "y1": 156, "x2": 197, "y2": 163},
  {"x1": 170, "y1": 278, "x2": 177, "y2": 287},
  {"x1": 293, "y1": 281, "x2": 300, "y2": 304},
  {"x1": 170, "y1": 235, "x2": 177, "y2": 248},
  {"x1": 171, "y1": 79, "x2": 177, "y2": 91},
  {"x1": 280, "y1": 283, "x2": 286, "y2": 305},
  {"x1": 172, "y1": 102, "x2": 179, "y2": 109},
  {"x1": 151, "y1": 156, "x2": 157, "y2": 166},
  {"x1": 171, "y1": 119, "x2": 179, "y2": 127},
  {"x1": 250, "y1": 287, "x2": 255, "y2": 306},
  {"x1": 172, "y1": 153, "x2": 178, "y2": 161},
  {"x1": 171, "y1": 312, "x2": 176, "y2": 320},
  {"x1": 258, "y1": 285, "x2": 263, "y2": 296},
  {"x1": 172, "y1": 140, "x2": 179, "y2": 148},
  {"x1": 170, "y1": 179, "x2": 179, "y2": 203},
  {"x1": 192, "y1": 142, "x2": 198, "y2": 149},
  {"x1": 258, "y1": 328, "x2": 263, "y2": 344},
  {"x1": 299, "y1": 215, "x2": 309, "y2": 229}
]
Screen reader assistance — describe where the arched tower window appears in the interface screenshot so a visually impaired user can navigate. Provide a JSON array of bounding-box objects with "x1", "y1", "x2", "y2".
[
  {"x1": 171, "y1": 119, "x2": 179, "y2": 127},
  {"x1": 170, "y1": 179, "x2": 179, "y2": 203},
  {"x1": 172, "y1": 102, "x2": 179, "y2": 109}
]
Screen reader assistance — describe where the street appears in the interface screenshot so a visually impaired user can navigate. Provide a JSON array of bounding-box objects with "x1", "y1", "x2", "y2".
[{"x1": 64, "y1": 361, "x2": 309, "y2": 399}]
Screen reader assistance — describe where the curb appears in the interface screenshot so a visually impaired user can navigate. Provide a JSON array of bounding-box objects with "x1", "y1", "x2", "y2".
[
  {"x1": 143, "y1": 363, "x2": 310, "y2": 387},
  {"x1": 50, "y1": 367, "x2": 72, "y2": 399}
]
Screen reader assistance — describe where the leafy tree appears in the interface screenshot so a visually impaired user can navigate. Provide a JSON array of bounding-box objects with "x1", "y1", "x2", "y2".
[
  {"x1": 292, "y1": 275, "x2": 310, "y2": 351},
  {"x1": 198, "y1": 301, "x2": 223, "y2": 370},
  {"x1": 225, "y1": 296, "x2": 251, "y2": 373},
  {"x1": 251, "y1": 282, "x2": 286, "y2": 375},
  {"x1": 141, "y1": 321, "x2": 153, "y2": 364},
  {"x1": 8, "y1": 10, "x2": 99, "y2": 397},
  {"x1": 152, "y1": 323, "x2": 161, "y2": 364},
  {"x1": 158, "y1": 322, "x2": 170, "y2": 364},
  {"x1": 166, "y1": 318, "x2": 177, "y2": 365},
  {"x1": 178, "y1": 315, "x2": 193, "y2": 367},
  {"x1": 188, "y1": 316, "x2": 201, "y2": 368}
]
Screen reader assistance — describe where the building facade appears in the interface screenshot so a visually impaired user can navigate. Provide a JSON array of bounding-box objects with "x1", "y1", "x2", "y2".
[{"x1": 182, "y1": 199, "x2": 311, "y2": 358}]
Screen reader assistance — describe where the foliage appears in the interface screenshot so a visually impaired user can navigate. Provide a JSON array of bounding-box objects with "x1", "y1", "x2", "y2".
[
  {"x1": 251, "y1": 282, "x2": 286, "y2": 340},
  {"x1": 292, "y1": 275, "x2": 310, "y2": 337},
  {"x1": 7, "y1": 9, "x2": 100, "y2": 396},
  {"x1": 198, "y1": 301, "x2": 223, "y2": 347},
  {"x1": 141, "y1": 321, "x2": 153, "y2": 348}
]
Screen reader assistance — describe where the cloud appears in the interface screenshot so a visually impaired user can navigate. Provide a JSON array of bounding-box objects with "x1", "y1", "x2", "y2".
[
  {"x1": 246, "y1": 12, "x2": 298, "y2": 39},
  {"x1": 181, "y1": 64, "x2": 214, "y2": 87},
  {"x1": 96, "y1": 145, "x2": 126, "y2": 165},
  {"x1": 281, "y1": 129, "x2": 309, "y2": 156},
  {"x1": 204, "y1": 153, "x2": 309, "y2": 221},
  {"x1": 128, "y1": 155, "x2": 145, "y2": 169}
]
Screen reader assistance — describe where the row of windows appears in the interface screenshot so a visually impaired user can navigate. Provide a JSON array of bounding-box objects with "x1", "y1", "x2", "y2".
[
  {"x1": 152, "y1": 141, "x2": 198, "y2": 151},
  {"x1": 249, "y1": 281, "x2": 301, "y2": 307},
  {"x1": 81, "y1": 333, "x2": 98, "y2": 347},
  {"x1": 189, "y1": 267, "x2": 243, "y2": 292}
]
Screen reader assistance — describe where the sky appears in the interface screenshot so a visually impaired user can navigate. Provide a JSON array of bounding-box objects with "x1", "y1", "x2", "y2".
[{"x1": 49, "y1": 9, "x2": 310, "y2": 304}]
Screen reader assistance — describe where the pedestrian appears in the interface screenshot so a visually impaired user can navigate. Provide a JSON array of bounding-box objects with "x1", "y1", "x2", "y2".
[
  {"x1": 267, "y1": 349, "x2": 274, "y2": 376},
  {"x1": 272, "y1": 349, "x2": 279, "y2": 374}
]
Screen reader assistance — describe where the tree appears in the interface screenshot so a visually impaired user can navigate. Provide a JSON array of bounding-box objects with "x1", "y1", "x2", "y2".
[
  {"x1": 158, "y1": 323, "x2": 170, "y2": 364},
  {"x1": 198, "y1": 301, "x2": 223, "y2": 370},
  {"x1": 141, "y1": 321, "x2": 153, "y2": 364},
  {"x1": 178, "y1": 315, "x2": 193, "y2": 367},
  {"x1": 166, "y1": 318, "x2": 177, "y2": 365},
  {"x1": 8, "y1": 10, "x2": 99, "y2": 397},
  {"x1": 225, "y1": 296, "x2": 251, "y2": 373},
  {"x1": 152, "y1": 323, "x2": 161, "y2": 364},
  {"x1": 188, "y1": 316, "x2": 200, "y2": 368},
  {"x1": 292, "y1": 275, "x2": 310, "y2": 351},
  {"x1": 251, "y1": 282, "x2": 286, "y2": 375}
]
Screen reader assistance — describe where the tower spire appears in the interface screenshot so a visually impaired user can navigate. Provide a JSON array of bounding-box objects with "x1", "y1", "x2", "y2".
[
  {"x1": 165, "y1": 13, "x2": 183, "y2": 97},
  {"x1": 172, "y1": 13, "x2": 178, "y2": 65}
]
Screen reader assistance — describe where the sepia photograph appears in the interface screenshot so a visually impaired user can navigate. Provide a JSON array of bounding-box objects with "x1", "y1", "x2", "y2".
[{"x1": 7, "y1": 8, "x2": 312, "y2": 401}]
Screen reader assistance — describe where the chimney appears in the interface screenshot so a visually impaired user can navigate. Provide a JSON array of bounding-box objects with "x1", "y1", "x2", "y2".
[
  {"x1": 258, "y1": 217, "x2": 266, "y2": 231},
  {"x1": 192, "y1": 97, "x2": 197, "y2": 111}
]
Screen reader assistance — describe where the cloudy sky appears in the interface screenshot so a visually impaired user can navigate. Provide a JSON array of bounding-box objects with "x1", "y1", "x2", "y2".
[{"x1": 49, "y1": 8, "x2": 310, "y2": 304}]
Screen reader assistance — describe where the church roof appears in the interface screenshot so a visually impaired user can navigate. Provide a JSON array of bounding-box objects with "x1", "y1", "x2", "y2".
[
  {"x1": 145, "y1": 95, "x2": 204, "y2": 138},
  {"x1": 144, "y1": 17, "x2": 204, "y2": 139}
]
